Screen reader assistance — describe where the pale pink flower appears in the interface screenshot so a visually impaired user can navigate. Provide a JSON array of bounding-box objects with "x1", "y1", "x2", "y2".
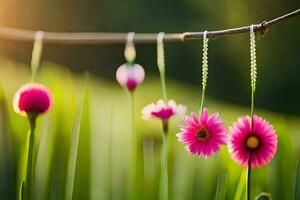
[
  {"x1": 142, "y1": 99, "x2": 186, "y2": 121},
  {"x1": 228, "y1": 115, "x2": 277, "y2": 168},
  {"x1": 13, "y1": 83, "x2": 52, "y2": 116},
  {"x1": 116, "y1": 63, "x2": 145, "y2": 92},
  {"x1": 177, "y1": 108, "x2": 227, "y2": 158}
]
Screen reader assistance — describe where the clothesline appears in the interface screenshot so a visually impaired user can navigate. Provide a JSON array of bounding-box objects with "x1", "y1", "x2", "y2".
[{"x1": 0, "y1": 9, "x2": 299, "y2": 45}]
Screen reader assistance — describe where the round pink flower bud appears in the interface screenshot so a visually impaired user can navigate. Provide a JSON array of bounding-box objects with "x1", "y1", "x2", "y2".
[
  {"x1": 13, "y1": 83, "x2": 52, "y2": 116},
  {"x1": 116, "y1": 63, "x2": 145, "y2": 92}
]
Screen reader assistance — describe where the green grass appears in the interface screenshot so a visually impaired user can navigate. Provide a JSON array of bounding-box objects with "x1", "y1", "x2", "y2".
[{"x1": 0, "y1": 58, "x2": 300, "y2": 200}]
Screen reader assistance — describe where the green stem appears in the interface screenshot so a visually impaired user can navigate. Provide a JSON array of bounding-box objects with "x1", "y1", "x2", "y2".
[
  {"x1": 108, "y1": 106, "x2": 114, "y2": 199},
  {"x1": 247, "y1": 89, "x2": 255, "y2": 200},
  {"x1": 247, "y1": 154, "x2": 251, "y2": 200},
  {"x1": 250, "y1": 90, "x2": 255, "y2": 127},
  {"x1": 160, "y1": 121, "x2": 168, "y2": 200},
  {"x1": 26, "y1": 114, "x2": 37, "y2": 200},
  {"x1": 129, "y1": 92, "x2": 137, "y2": 199},
  {"x1": 199, "y1": 87, "x2": 206, "y2": 114}
]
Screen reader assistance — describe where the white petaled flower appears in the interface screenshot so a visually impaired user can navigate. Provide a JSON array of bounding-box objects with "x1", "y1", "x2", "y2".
[{"x1": 142, "y1": 99, "x2": 186, "y2": 121}]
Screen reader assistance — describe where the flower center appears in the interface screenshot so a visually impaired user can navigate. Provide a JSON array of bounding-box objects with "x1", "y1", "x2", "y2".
[
  {"x1": 246, "y1": 135, "x2": 260, "y2": 149},
  {"x1": 196, "y1": 125, "x2": 210, "y2": 141}
]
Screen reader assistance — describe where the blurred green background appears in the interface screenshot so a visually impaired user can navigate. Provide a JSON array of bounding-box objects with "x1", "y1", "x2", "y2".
[{"x1": 0, "y1": 1, "x2": 300, "y2": 200}]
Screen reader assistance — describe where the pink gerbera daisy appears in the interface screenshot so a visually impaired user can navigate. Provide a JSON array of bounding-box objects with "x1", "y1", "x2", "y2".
[
  {"x1": 142, "y1": 99, "x2": 186, "y2": 121},
  {"x1": 177, "y1": 108, "x2": 227, "y2": 158},
  {"x1": 116, "y1": 63, "x2": 145, "y2": 92},
  {"x1": 13, "y1": 83, "x2": 52, "y2": 116},
  {"x1": 228, "y1": 115, "x2": 277, "y2": 169}
]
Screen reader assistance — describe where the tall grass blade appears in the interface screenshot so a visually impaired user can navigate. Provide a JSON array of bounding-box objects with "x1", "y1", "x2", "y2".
[
  {"x1": 234, "y1": 169, "x2": 247, "y2": 200},
  {"x1": 0, "y1": 87, "x2": 15, "y2": 199},
  {"x1": 214, "y1": 173, "x2": 228, "y2": 200},
  {"x1": 74, "y1": 78, "x2": 91, "y2": 199},
  {"x1": 18, "y1": 131, "x2": 30, "y2": 200},
  {"x1": 270, "y1": 119, "x2": 294, "y2": 200},
  {"x1": 65, "y1": 81, "x2": 87, "y2": 200},
  {"x1": 34, "y1": 115, "x2": 55, "y2": 199},
  {"x1": 295, "y1": 156, "x2": 300, "y2": 200}
]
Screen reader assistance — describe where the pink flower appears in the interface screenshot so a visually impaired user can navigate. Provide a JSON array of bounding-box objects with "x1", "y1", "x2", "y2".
[
  {"x1": 116, "y1": 64, "x2": 145, "y2": 92},
  {"x1": 177, "y1": 108, "x2": 227, "y2": 158},
  {"x1": 13, "y1": 83, "x2": 52, "y2": 116},
  {"x1": 142, "y1": 99, "x2": 186, "y2": 121},
  {"x1": 228, "y1": 115, "x2": 277, "y2": 169}
]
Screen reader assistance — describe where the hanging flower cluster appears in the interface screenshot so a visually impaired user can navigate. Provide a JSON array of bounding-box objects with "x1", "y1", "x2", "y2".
[{"x1": 175, "y1": 29, "x2": 278, "y2": 172}]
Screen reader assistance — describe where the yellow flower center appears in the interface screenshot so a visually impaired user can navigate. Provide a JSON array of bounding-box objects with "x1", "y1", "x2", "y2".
[{"x1": 246, "y1": 136, "x2": 259, "y2": 149}]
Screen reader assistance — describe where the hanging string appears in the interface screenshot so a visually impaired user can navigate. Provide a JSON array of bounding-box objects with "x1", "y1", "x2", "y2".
[
  {"x1": 30, "y1": 31, "x2": 44, "y2": 82},
  {"x1": 199, "y1": 31, "x2": 209, "y2": 114},
  {"x1": 124, "y1": 32, "x2": 136, "y2": 64},
  {"x1": 157, "y1": 32, "x2": 168, "y2": 103},
  {"x1": 250, "y1": 25, "x2": 257, "y2": 124}
]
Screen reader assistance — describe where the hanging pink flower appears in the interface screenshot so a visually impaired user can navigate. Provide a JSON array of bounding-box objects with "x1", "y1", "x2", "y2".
[
  {"x1": 116, "y1": 64, "x2": 145, "y2": 92},
  {"x1": 177, "y1": 108, "x2": 227, "y2": 158},
  {"x1": 13, "y1": 83, "x2": 52, "y2": 116},
  {"x1": 228, "y1": 115, "x2": 277, "y2": 169},
  {"x1": 142, "y1": 99, "x2": 186, "y2": 121}
]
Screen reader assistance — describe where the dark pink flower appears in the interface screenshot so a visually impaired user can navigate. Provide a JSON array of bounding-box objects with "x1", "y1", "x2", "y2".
[
  {"x1": 142, "y1": 99, "x2": 186, "y2": 121},
  {"x1": 228, "y1": 115, "x2": 277, "y2": 169},
  {"x1": 116, "y1": 64, "x2": 145, "y2": 92},
  {"x1": 177, "y1": 108, "x2": 227, "y2": 158},
  {"x1": 13, "y1": 83, "x2": 52, "y2": 116}
]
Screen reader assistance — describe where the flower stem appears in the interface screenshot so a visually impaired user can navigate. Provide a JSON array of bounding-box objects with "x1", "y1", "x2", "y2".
[
  {"x1": 130, "y1": 93, "x2": 135, "y2": 145},
  {"x1": 248, "y1": 25, "x2": 256, "y2": 200},
  {"x1": 160, "y1": 121, "x2": 169, "y2": 200},
  {"x1": 199, "y1": 87, "x2": 206, "y2": 114},
  {"x1": 247, "y1": 154, "x2": 252, "y2": 200},
  {"x1": 129, "y1": 92, "x2": 137, "y2": 199},
  {"x1": 26, "y1": 114, "x2": 37, "y2": 200},
  {"x1": 108, "y1": 106, "x2": 114, "y2": 199},
  {"x1": 250, "y1": 90, "x2": 255, "y2": 128}
]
